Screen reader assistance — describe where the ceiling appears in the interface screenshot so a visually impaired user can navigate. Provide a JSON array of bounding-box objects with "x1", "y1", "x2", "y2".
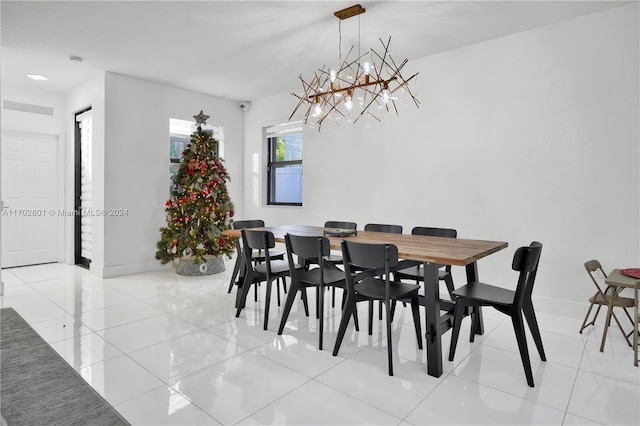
[{"x1": 1, "y1": 1, "x2": 628, "y2": 102}]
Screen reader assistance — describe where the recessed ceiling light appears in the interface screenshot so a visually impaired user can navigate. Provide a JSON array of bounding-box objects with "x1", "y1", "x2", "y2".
[{"x1": 26, "y1": 74, "x2": 48, "y2": 81}]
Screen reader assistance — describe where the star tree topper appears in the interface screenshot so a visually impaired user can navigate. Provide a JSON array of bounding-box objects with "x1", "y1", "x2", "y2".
[{"x1": 193, "y1": 110, "x2": 210, "y2": 127}]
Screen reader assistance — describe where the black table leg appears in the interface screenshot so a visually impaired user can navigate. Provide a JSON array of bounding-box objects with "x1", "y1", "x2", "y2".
[{"x1": 424, "y1": 262, "x2": 443, "y2": 377}]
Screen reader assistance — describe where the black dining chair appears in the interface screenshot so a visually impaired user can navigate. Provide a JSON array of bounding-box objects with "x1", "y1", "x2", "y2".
[
  {"x1": 448, "y1": 241, "x2": 545, "y2": 387},
  {"x1": 278, "y1": 234, "x2": 348, "y2": 349},
  {"x1": 322, "y1": 221, "x2": 357, "y2": 307},
  {"x1": 364, "y1": 223, "x2": 403, "y2": 323},
  {"x1": 395, "y1": 226, "x2": 458, "y2": 299},
  {"x1": 333, "y1": 239, "x2": 423, "y2": 376},
  {"x1": 227, "y1": 220, "x2": 286, "y2": 303},
  {"x1": 235, "y1": 229, "x2": 303, "y2": 330}
]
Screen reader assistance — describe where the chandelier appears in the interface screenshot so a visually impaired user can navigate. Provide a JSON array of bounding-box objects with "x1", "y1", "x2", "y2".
[{"x1": 289, "y1": 4, "x2": 419, "y2": 130}]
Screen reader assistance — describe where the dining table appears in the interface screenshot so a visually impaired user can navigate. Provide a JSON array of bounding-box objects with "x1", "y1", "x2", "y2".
[{"x1": 223, "y1": 224, "x2": 508, "y2": 378}]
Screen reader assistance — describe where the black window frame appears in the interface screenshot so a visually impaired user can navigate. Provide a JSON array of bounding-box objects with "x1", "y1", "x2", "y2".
[{"x1": 267, "y1": 133, "x2": 303, "y2": 206}]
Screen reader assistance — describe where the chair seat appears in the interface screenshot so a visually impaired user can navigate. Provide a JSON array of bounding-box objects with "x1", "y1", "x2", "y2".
[
  {"x1": 396, "y1": 264, "x2": 449, "y2": 280},
  {"x1": 299, "y1": 268, "x2": 346, "y2": 286},
  {"x1": 589, "y1": 292, "x2": 636, "y2": 308},
  {"x1": 251, "y1": 250, "x2": 285, "y2": 262},
  {"x1": 355, "y1": 278, "x2": 420, "y2": 300},
  {"x1": 324, "y1": 253, "x2": 343, "y2": 264},
  {"x1": 452, "y1": 281, "x2": 515, "y2": 306},
  {"x1": 255, "y1": 260, "x2": 301, "y2": 275}
]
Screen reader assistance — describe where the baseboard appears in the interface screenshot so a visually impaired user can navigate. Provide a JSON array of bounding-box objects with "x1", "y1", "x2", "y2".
[
  {"x1": 532, "y1": 295, "x2": 589, "y2": 320},
  {"x1": 99, "y1": 260, "x2": 171, "y2": 278}
]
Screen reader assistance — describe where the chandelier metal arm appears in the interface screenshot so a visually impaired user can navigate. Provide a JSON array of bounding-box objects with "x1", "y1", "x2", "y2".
[{"x1": 308, "y1": 76, "x2": 398, "y2": 100}]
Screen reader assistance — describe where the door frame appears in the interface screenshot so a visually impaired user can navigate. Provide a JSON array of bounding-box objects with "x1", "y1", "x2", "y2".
[{"x1": 74, "y1": 107, "x2": 92, "y2": 269}]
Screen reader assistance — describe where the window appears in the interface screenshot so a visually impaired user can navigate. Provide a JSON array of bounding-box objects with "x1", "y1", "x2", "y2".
[
  {"x1": 266, "y1": 122, "x2": 303, "y2": 206},
  {"x1": 170, "y1": 118, "x2": 223, "y2": 193}
]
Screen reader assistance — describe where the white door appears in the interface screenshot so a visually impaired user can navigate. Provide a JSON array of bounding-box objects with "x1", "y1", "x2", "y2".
[{"x1": 1, "y1": 131, "x2": 59, "y2": 267}]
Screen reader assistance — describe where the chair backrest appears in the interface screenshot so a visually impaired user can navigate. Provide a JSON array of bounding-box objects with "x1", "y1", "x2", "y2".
[
  {"x1": 341, "y1": 240, "x2": 398, "y2": 297},
  {"x1": 232, "y1": 220, "x2": 266, "y2": 254},
  {"x1": 512, "y1": 241, "x2": 543, "y2": 307},
  {"x1": 324, "y1": 221, "x2": 357, "y2": 230},
  {"x1": 411, "y1": 226, "x2": 457, "y2": 238},
  {"x1": 341, "y1": 240, "x2": 398, "y2": 273},
  {"x1": 233, "y1": 219, "x2": 265, "y2": 230},
  {"x1": 285, "y1": 233, "x2": 330, "y2": 261},
  {"x1": 584, "y1": 259, "x2": 609, "y2": 297},
  {"x1": 285, "y1": 233, "x2": 331, "y2": 282},
  {"x1": 364, "y1": 223, "x2": 403, "y2": 234},
  {"x1": 242, "y1": 229, "x2": 275, "y2": 250},
  {"x1": 241, "y1": 229, "x2": 276, "y2": 275},
  {"x1": 412, "y1": 227, "x2": 457, "y2": 271}
]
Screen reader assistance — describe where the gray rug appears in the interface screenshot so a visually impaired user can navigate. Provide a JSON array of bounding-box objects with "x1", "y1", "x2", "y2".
[{"x1": 0, "y1": 307, "x2": 130, "y2": 425}]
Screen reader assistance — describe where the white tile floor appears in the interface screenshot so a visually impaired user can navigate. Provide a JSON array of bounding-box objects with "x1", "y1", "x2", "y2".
[{"x1": 1, "y1": 261, "x2": 639, "y2": 425}]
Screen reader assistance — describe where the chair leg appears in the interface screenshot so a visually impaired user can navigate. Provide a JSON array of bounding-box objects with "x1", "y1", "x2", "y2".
[
  {"x1": 600, "y1": 300, "x2": 615, "y2": 352},
  {"x1": 316, "y1": 287, "x2": 321, "y2": 319},
  {"x1": 579, "y1": 302, "x2": 598, "y2": 333},
  {"x1": 444, "y1": 273, "x2": 455, "y2": 299},
  {"x1": 469, "y1": 306, "x2": 477, "y2": 343},
  {"x1": 410, "y1": 295, "x2": 423, "y2": 349},
  {"x1": 227, "y1": 254, "x2": 242, "y2": 293},
  {"x1": 301, "y1": 288, "x2": 309, "y2": 317},
  {"x1": 333, "y1": 298, "x2": 356, "y2": 356},
  {"x1": 368, "y1": 300, "x2": 374, "y2": 335},
  {"x1": 353, "y1": 301, "x2": 360, "y2": 331},
  {"x1": 390, "y1": 299, "x2": 397, "y2": 321},
  {"x1": 235, "y1": 273, "x2": 253, "y2": 316},
  {"x1": 276, "y1": 277, "x2": 282, "y2": 306},
  {"x1": 278, "y1": 281, "x2": 300, "y2": 335},
  {"x1": 523, "y1": 301, "x2": 546, "y2": 361},
  {"x1": 512, "y1": 311, "x2": 535, "y2": 387},
  {"x1": 379, "y1": 300, "x2": 383, "y2": 320},
  {"x1": 332, "y1": 286, "x2": 336, "y2": 308},
  {"x1": 385, "y1": 299, "x2": 394, "y2": 376},
  {"x1": 319, "y1": 284, "x2": 325, "y2": 350},
  {"x1": 263, "y1": 278, "x2": 273, "y2": 330},
  {"x1": 610, "y1": 310, "x2": 633, "y2": 347},
  {"x1": 448, "y1": 299, "x2": 466, "y2": 361}
]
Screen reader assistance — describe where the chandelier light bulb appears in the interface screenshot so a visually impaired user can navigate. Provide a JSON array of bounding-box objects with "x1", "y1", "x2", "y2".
[
  {"x1": 330, "y1": 69, "x2": 337, "y2": 82},
  {"x1": 364, "y1": 61, "x2": 371, "y2": 75},
  {"x1": 345, "y1": 94, "x2": 353, "y2": 110},
  {"x1": 382, "y1": 86, "x2": 391, "y2": 104},
  {"x1": 313, "y1": 103, "x2": 323, "y2": 117}
]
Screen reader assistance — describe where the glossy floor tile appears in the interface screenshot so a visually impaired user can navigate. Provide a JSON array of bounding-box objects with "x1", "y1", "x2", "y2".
[
  {"x1": 116, "y1": 386, "x2": 221, "y2": 425},
  {"x1": 128, "y1": 329, "x2": 247, "y2": 383},
  {"x1": 2, "y1": 262, "x2": 639, "y2": 425},
  {"x1": 405, "y1": 375, "x2": 566, "y2": 425}
]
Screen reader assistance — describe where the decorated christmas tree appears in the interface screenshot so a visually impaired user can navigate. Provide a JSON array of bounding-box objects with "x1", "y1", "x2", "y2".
[{"x1": 156, "y1": 111, "x2": 235, "y2": 271}]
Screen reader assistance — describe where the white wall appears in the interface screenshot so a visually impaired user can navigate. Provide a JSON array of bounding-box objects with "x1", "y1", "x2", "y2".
[
  {"x1": 1, "y1": 86, "x2": 66, "y2": 135},
  {"x1": 243, "y1": 5, "x2": 639, "y2": 316},
  {"x1": 101, "y1": 72, "x2": 244, "y2": 277}
]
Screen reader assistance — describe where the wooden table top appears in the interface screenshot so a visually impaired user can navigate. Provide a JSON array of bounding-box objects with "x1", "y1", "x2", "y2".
[{"x1": 224, "y1": 224, "x2": 508, "y2": 266}]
